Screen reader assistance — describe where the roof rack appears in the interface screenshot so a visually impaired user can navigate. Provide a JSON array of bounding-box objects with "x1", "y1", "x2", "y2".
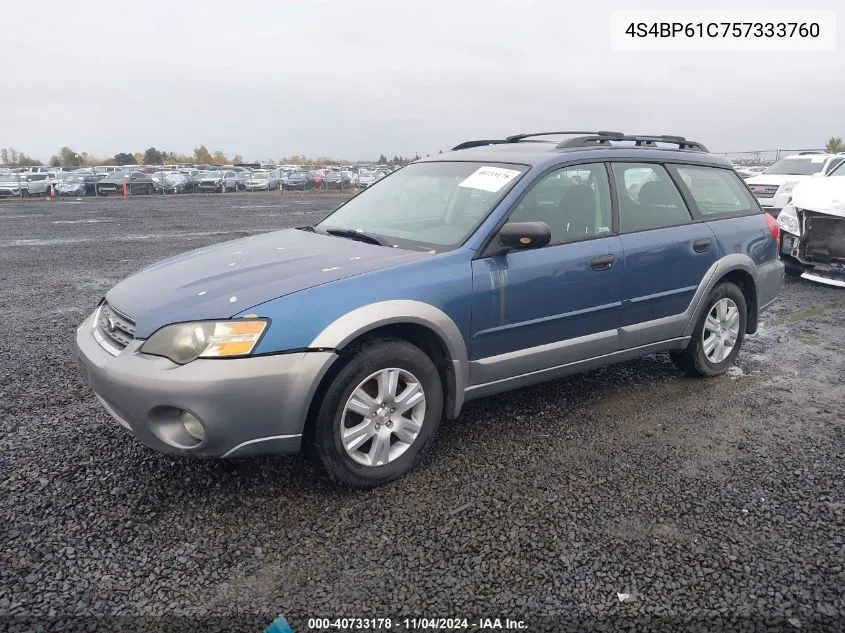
[
  {"x1": 450, "y1": 131, "x2": 708, "y2": 153},
  {"x1": 555, "y1": 133, "x2": 708, "y2": 152},
  {"x1": 503, "y1": 130, "x2": 624, "y2": 143},
  {"x1": 450, "y1": 131, "x2": 625, "y2": 152}
]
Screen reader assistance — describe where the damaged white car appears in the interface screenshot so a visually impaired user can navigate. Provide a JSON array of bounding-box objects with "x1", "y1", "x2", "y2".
[{"x1": 777, "y1": 160, "x2": 845, "y2": 287}]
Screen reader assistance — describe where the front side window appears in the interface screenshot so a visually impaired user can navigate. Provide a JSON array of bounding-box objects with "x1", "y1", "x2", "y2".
[
  {"x1": 317, "y1": 161, "x2": 528, "y2": 250},
  {"x1": 674, "y1": 165, "x2": 759, "y2": 216},
  {"x1": 611, "y1": 163, "x2": 692, "y2": 233},
  {"x1": 508, "y1": 163, "x2": 612, "y2": 243}
]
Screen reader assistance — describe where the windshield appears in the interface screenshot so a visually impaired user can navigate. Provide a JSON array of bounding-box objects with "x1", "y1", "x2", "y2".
[
  {"x1": 316, "y1": 161, "x2": 528, "y2": 250},
  {"x1": 764, "y1": 157, "x2": 827, "y2": 176},
  {"x1": 65, "y1": 175, "x2": 85, "y2": 183},
  {"x1": 251, "y1": 172, "x2": 269, "y2": 179}
]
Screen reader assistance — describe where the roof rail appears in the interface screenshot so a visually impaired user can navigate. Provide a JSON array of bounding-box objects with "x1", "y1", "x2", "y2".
[
  {"x1": 451, "y1": 131, "x2": 624, "y2": 151},
  {"x1": 450, "y1": 139, "x2": 509, "y2": 151},
  {"x1": 451, "y1": 131, "x2": 708, "y2": 153},
  {"x1": 504, "y1": 130, "x2": 624, "y2": 143},
  {"x1": 556, "y1": 134, "x2": 708, "y2": 152}
]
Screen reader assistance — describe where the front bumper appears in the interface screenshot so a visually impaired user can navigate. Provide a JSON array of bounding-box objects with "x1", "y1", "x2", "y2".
[
  {"x1": 780, "y1": 229, "x2": 845, "y2": 287},
  {"x1": 75, "y1": 311, "x2": 338, "y2": 458}
]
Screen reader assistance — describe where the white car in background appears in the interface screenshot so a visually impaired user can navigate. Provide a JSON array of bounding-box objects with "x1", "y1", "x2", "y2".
[
  {"x1": 777, "y1": 159, "x2": 845, "y2": 287},
  {"x1": 746, "y1": 153, "x2": 845, "y2": 216},
  {"x1": 20, "y1": 173, "x2": 53, "y2": 196}
]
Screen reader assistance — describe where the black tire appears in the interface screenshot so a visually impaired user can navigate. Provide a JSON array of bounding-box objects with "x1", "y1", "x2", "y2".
[
  {"x1": 670, "y1": 281, "x2": 747, "y2": 378},
  {"x1": 307, "y1": 337, "x2": 444, "y2": 488},
  {"x1": 783, "y1": 260, "x2": 808, "y2": 277}
]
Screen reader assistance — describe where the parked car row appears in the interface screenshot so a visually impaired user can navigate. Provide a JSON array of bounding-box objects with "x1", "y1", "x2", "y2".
[
  {"x1": 0, "y1": 172, "x2": 53, "y2": 197},
  {"x1": 744, "y1": 152, "x2": 845, "y2": 216},
  {"x1": 0, "y1": 163, "x2": 397, "y2": 197}
]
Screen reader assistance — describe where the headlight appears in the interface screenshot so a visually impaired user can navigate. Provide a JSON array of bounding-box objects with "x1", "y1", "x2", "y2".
[
  {"x1": 777, "y1": 204, "x2": 801, "y2": 236},
  {"x1": 140, "y1": 319, "x2": 268, "y2": 364},
  {"x1": 779, "y1": 181, "x2": 800, "y2": 194}
]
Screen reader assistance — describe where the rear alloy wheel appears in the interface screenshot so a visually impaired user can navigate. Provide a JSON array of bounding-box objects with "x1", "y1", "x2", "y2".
[
  {"x1": 308, "y1": 338, "x2": 443, "y2": 488},
  {"x1": 670, "y1": 282, "x2": 747, "y2": 377}
]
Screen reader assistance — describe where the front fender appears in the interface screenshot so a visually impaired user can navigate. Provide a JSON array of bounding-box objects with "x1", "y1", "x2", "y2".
[{"x1": 309, "y1": 300, "x2": 469, "y2": 418}]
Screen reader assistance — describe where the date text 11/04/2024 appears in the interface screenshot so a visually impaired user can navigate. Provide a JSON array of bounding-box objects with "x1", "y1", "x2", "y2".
[{"x1": 299, "y1": 617, "x2": 528, "y2": 631}]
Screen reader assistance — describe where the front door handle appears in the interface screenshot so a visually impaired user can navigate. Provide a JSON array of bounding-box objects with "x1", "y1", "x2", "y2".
[
  {"x1": 693, "y1": 238, "x2": 711, "y2": 253},
  {"x1": 590, "y1": 254, "x2": 615, "y2": 271}
]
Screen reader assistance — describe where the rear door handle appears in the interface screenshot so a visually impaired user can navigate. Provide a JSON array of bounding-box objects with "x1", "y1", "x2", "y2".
[
  {"x1": 693, "y1": 238, "x2": 711, "y2": 253},
  {"x1": 590, "y1": 254, "x2": 615, "y2": 271}
]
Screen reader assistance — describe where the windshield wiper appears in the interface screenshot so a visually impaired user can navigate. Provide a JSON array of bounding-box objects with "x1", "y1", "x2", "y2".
[{"x1": 322, "y1": 227, "x2": 389, "y2": 247}]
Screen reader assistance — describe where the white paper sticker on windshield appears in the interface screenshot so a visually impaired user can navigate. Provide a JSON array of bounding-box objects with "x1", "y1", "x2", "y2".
[{"x1": 458, "y1": 166, "x2": 522, "y2": 193}]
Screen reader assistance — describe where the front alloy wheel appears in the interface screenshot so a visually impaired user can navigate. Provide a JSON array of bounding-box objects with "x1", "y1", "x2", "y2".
[
  {"x1": 308, "y1": 337, "x2": 443, "y2": 488},
  {"x1": 341, "y1": 368, "x2": 426, "y2": 467}
]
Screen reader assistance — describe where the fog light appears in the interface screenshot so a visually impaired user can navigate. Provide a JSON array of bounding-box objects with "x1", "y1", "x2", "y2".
[{"x1": 181, "y1": 412, "x2": 205, "y2": 441}]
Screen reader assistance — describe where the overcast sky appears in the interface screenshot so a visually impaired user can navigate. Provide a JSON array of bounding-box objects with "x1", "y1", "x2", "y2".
[{"x1": 3, "y1": 0, "x2": 842, "y2": 162}]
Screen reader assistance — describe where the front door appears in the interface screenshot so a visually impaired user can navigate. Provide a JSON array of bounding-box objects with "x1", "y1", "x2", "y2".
[{"x1": 470, "y1": 162, "x2": 623, "y2": 386}]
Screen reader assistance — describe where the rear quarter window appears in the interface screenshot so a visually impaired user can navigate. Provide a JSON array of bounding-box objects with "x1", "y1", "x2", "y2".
[{"x1": 672, "y1": 165, "x2": 760, "y2": 217}]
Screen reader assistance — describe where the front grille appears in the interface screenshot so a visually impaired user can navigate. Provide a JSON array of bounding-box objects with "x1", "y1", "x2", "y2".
[
  {"x1": 749, "y1": 184, "x2": 779, "y2": 198},
  {"x1": 94, "y1": 302, "x2": 135, "y2": 355}
]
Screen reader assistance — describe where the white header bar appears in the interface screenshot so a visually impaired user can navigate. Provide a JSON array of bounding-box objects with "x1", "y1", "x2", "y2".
[{"x1": 611, "y1": 10, "x2": 837, "y2": 52}]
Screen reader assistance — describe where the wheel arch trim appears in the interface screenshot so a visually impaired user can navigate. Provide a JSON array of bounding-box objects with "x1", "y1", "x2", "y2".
[
  {"x1": 309, "y1": 300, "x2": 469, "y2": 418},
  {"x1": 682, "y1": 254, "x2": 758, "y2": 337}
]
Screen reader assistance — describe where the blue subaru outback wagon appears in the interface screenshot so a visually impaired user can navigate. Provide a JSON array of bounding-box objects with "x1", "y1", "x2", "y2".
[{"x1": 76, "y1": 131, "x2": 784, "y2": 488}]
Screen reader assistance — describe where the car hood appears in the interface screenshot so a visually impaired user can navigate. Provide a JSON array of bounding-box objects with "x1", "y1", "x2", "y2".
[
  {"x1": 792, "y1": 178, "x2": 845, "y2": 217},
  {"x1": 106, "y1": 228, "x2": 430, "y2": 338},
  {"x1": 746, "y1": 174, "x2": 812, "y2": 186}
]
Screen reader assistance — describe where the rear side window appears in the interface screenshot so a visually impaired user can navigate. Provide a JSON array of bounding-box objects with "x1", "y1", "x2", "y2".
[
  {"x1": 611, "y1": 163, "x2": 692, "y2": 233},
  {"x1": 673, "y1": 166, "x2": 759, "y2": 216}
]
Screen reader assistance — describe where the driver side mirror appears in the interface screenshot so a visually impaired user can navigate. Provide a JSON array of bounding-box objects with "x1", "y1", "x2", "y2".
[{"x1": 498, "y1": 221, "x2": 551, "y2": 251}]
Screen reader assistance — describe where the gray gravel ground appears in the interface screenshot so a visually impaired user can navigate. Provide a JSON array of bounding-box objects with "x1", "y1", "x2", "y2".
[{"x1": 1, "y1": 193, "x2": 844, "y2": 633}]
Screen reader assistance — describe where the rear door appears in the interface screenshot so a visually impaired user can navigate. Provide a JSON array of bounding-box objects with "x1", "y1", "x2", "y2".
[
  {"x1": 470, "y1": 162, "x2": 623, "y2": 386},
  {"x1": 610, "y1": 162, "x2": 718, "y2": 348}
]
